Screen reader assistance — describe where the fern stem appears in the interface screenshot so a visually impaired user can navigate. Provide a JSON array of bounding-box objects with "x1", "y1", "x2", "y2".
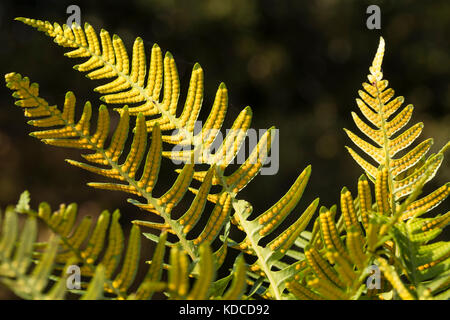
[
  {"x1": 232, "y1": 200, "x2": 282, "y2": 300},
  {"x1": 374, "y1": 81, "x2": 397, "y2": 216},
  {"x1": 216, "y1": 166, "x2": 282, "y2": 300}
]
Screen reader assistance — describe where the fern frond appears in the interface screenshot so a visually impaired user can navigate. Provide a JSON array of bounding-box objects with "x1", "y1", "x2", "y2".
[
  {"x1": 13, "y1": 191, "x2": 154, "y2": 298},
  {"x1": 4, "y1": 192, "x2": 246, "y2": 300},
  {"x1": 333, "y1": 37, "x2": 450, "y2": 300},
  {"x1": 0, "y1": 207, "x2": 105, "y2": 299},
  {"x1": 12, "y1": 17, "x2": 282, "y2": 206},
  {"x1": 14, "y1": 18, "x2": 253, "y2": 165},
  {"x1": 9, "y1": 18, "x2": 321, "y2": 299},
  {"x1": 6, "y1": 72, "x2": 215, "y2": 260},
  {"x1": 9, "y1": 18, "x2": 291, "y2": 266},
  {"x1": 345, "y1": 37, "x2": 448, "y2": 205}
]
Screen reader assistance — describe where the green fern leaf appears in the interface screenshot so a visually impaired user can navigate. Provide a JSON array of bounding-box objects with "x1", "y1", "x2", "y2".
[{"x1": 0, "y1": 207, "x2": 105, "y2": 299}]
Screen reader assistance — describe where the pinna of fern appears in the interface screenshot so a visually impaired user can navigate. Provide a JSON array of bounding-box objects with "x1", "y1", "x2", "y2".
[
  {"x1": 0, "y1": 191, "x2": 247, "y2": 300},
  {"x1": 7, "y1": 17, "x2": 321, "y2": 300}
]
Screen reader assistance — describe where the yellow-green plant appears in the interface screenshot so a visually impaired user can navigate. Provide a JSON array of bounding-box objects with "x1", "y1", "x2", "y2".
[
  {"x1": 1, "y1": 191, "x2": 246, "y2": 300},
  {"x1": 1, "y1": 17, "x2": 448, "y2": 300}
]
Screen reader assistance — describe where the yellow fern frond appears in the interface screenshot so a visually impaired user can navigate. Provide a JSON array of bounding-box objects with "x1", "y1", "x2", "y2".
[
  {"x1": 6, "y1": 72, "x2": 219, "y2": 260},
  {"x1": 345, "y1": 36, "x2": 449, "y2": 205},
  {"x1": 12, "y1": 19, "x2": 297, "y2": 273},
  {"x1": 11, "y1": 191, "x2": 194, "y2": 300}
]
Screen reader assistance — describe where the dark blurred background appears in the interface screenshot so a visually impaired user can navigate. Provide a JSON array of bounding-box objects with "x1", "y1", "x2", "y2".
[{"x1": 0, "y1": 0, "x2": 448, "y2": 298}]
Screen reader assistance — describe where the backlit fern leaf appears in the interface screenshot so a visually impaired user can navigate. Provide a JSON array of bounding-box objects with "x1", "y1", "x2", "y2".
[
  {"x1": 14, "y1": 17, "x2": 252, "y2": 166},
  {"x1": 3, "y1": 191, "x2": 245, "y2": 300},
  {"x1": 345, "y1": 37, "x2": 448, "y2": 203},
  {"x1": 13, "y1": 18, "x2": 281, "y2": 197},
  {"x1": 286, "y1": 39, "x2": 449, "y2": 300},
  {"x1": 0, "y1": 206, "x2": 105, "y2": 300},
  {"x1": 288, "y1": 37, "x2": 450, "y2": 300},
  {"x1": 5, "y1": 72, "x2": 275, "y2": 281},
  {"x1": 9, "y1": 18, "x2": 319, "y2": 295},
  {"x1": 6, "y1": 72, "x2": 213, "y2": 260},
  {"x1": 13, "y1": 191, "x2": 168, "y2": 299}
]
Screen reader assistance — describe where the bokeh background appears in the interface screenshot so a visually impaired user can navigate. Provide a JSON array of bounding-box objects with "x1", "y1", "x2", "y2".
[{"x1": 0, "y1": 0, "x2": 448, "y2": 298}]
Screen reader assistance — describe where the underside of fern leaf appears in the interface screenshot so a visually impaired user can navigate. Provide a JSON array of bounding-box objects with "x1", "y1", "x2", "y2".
[
  {"x1": 338, "y1": 37, "x2": 450, "y2": 299},
  {"x1": 283, "y1": 37, "x2": 449, "y2": 301},
  {"x1": 6, "y1": 17, "x2": 321, "y2": 300},
  {"x1": 345, "y1": 37, "x2": 449, "y2": 208},
  {"x1": 11, "y1": 190, "x2": 170, "y2": 299},
  {"x1": 5, "y1": 16, "x2": 448, "y2": 301}
]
